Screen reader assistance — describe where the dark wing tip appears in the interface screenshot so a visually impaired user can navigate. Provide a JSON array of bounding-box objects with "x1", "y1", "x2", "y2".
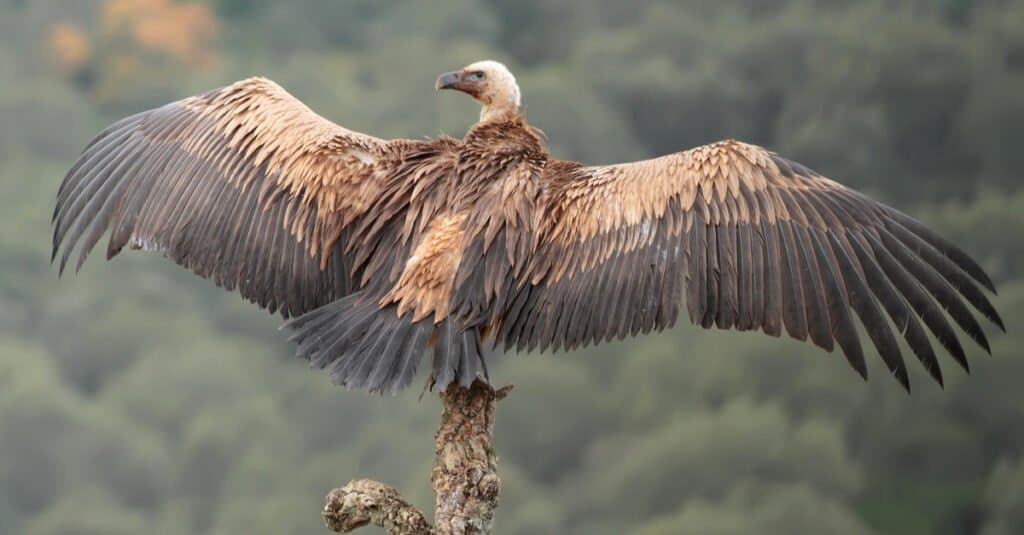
[
  {"x1": 886, "y1": 209, "x2": 998, "y2": 293},
  {"x1": 921, "y1": 350, "x2": 945, "y2": 388},
  {"x1": 992, "y1": 311, "x2": 1007, "y2": 333},
  {"x1": 853, "y1": 358, "x2": 869, "y2": 382},
  {"x1": 891, "y1": 362, "x2": 911, "y2": 393},
  {"x1": 979, "y1": 333, "x2": 992, "y2": 355}
]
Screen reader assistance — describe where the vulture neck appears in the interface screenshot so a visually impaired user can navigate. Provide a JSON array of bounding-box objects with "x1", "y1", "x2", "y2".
[
  {"x1": 477, "y1": 80, "x2": 522, "y2": 124},
  {"x1": 478, "y1": 102, "x2": 520, "y2": 124}
]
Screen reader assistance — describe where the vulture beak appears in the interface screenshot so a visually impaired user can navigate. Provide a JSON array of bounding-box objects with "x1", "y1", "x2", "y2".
[{"x1": 435, "y1": 70, "x2": 462, "y2": 91}]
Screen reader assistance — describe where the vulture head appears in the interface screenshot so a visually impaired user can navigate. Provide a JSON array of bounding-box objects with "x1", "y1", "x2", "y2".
[{"x1": 436, "y1": 60, "x2": 521, "y2": 122}]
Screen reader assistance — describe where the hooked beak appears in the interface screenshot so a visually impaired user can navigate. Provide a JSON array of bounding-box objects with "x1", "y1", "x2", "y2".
[{"x1": 435, "y1": 70, "x2": 462, "y2": 90}]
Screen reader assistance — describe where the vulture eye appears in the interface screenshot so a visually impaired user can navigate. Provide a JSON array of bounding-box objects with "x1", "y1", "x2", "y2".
[{"x1": 467, "y1": 71, "x2": 486, "y2": 81}]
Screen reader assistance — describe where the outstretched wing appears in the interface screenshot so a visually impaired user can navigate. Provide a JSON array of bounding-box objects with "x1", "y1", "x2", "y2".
[
  {"x1": 499, "y1": 140, "x2": 1003, "y2": 390},
  {"x1": 53, "y1": 77, "x2": 409, "y2": 317}
]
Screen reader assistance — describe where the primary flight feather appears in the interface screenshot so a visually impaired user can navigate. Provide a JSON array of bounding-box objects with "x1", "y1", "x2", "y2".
[{"x1": 52, "y1": 60, "x2": 1003, "y2": 394}]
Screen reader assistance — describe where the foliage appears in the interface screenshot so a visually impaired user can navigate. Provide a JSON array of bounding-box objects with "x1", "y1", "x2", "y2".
[{"x1": 0, "y1": 0, "x2": 1021, "y2": 533}]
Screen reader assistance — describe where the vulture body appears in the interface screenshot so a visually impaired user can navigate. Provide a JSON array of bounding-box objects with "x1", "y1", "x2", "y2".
[{"x1": 52, "y1": 60, "x2": 1004, "y2": 394}]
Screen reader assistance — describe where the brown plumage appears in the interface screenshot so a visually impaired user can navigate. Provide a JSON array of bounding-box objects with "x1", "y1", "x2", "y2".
[{"x1": 53, "y1": 60, "x2": 1003, "y2": 394}]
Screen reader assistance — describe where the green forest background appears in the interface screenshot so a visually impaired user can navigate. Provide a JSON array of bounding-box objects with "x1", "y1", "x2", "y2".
[{"x1": 1, "y1": 0, "x2": 1023, "y2": 533}]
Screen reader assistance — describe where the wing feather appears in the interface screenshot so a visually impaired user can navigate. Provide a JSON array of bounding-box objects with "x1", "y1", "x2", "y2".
[
  {"x1": 792, "y1": 223, "x2": 835, "y2": 352},
  {"x1": 847, "y1": 230, "x2": 942, "y2": 385},
  {"x1": 686, "y1": 210, "x2": 709, "y2": 327},
  {"x1": 878, "y1": 227, "x2": 991, "y2": 353},
  {"x1": 863, "y1": 230, "x2": 970, "y2": 371},
  {"x1": 828, "y1": 231, "x2": 908, "y2": 389},
  {"x1": 777, "y1": 220, "x2": 810, "y2": 341},
  {"x1": 716, "y1": 221, "x2": 739, "y2": 330},
  {"x1": 885, "y1": 219, "x2": 1004, "y2": 330},
  {"x1": 809, "y1": 228, "x2": 865, "y2": 377},
  {"x1": 760, "y1": 220, "x2": 784, "y2": 337}
]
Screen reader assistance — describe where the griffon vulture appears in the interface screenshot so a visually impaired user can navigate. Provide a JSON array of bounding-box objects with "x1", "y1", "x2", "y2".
[{"x1": 52, "y1": 60, "x2": 1004, "y2": 394}]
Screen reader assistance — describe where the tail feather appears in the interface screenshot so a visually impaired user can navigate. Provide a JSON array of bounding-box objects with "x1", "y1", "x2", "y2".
[
  {"x1": 394, "y1": 327, "x2": 429, "y2": 391},
  {"x1": 366, "y1": 320, "x2": 412, "y2": 389},
  {"x1": 432, "y1": 320, "x2": 459, "y2": 388},
  {"x1": 283, "y1": 292, "x2": 485, "y2": 393},
  {"x1": 459, "y1": 329, "x2": 483, "y2": 386}
]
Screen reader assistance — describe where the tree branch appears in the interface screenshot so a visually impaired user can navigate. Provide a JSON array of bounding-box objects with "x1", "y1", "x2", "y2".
[
  {"x1": 432, "y1": 381, "x2": 510, "y2": 534},
  {"x1": 322, "y1": 380, "x2": 511, "y2": 535},
  {"x1": 322, "y1": 479, "x2": 432, "y2": 534}
]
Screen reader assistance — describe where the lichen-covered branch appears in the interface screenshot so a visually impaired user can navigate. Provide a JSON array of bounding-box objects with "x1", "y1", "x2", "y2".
[
  {"x1": 322, "y1": 479, "x2": 431, "y2": 534},
  {"x1": 432, "y1": 381, "x2": 510, "y2": 534},
  {"x1": 322, "y1": 381, "x2": 511, "y2": 535}
]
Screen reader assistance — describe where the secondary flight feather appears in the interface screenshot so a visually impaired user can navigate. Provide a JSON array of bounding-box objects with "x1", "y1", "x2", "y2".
[{"x1": 52, "y1": 60, "x2": 1004, "y2": 393}]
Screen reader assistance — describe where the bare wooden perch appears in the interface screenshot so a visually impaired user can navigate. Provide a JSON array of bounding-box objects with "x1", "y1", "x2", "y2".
[{"x1": 323, "y1": 381, "x2": 512, "y2": 535}]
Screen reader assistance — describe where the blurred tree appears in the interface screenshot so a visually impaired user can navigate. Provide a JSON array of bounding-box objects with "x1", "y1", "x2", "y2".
[
  {"x1": 22, "y1": 492, "x2": 148, "y2": 535},
  {"x1": 981, "y1": 455, "x2": 1024, "y2": 535},
  {"x1": 45, "y1": 22, "x2": 91, "y2": 77},
  {"x1": 39, "y1": 0, "x2": 221, "y2": 109},
  {"x1": 101, "y1": 0, "x2": 218, "y2": 67},
  {"x1": 636, "y1": 482, "x2": 872, "y2": 535}
]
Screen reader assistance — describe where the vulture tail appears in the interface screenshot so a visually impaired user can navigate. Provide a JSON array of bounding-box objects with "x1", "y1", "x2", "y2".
[{"x1": 283, "y1": 292, "x2": 486, "y2": 393}]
